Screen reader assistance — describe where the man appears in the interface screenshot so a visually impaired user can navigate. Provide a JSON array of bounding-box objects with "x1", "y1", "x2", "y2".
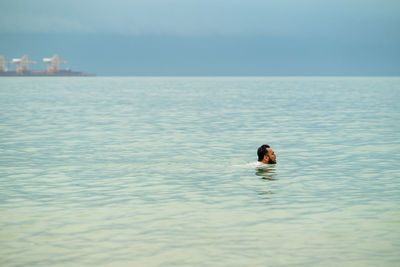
[{"x1": 257, "y1": 144, "x2": 277, "y2": 164}]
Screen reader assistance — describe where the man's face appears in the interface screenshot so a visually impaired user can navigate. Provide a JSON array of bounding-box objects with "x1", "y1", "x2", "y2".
[{"x1": 266, "y1": 148, "x2": 277, "y2": 164}]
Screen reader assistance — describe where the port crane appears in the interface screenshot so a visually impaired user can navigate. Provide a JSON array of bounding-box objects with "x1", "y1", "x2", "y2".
[
  {"x1": 43, "y1": 54, "x2": 67, "y2": 73},
  {"x1": 0, "y1": 53, "x2": 93, "y2": 76},
  {"x1": 12, "y1": 55, "x2": 37, "y2": 74},
  {"x1": 0, "y1": 55, "x2": 10, "y2": 72}
]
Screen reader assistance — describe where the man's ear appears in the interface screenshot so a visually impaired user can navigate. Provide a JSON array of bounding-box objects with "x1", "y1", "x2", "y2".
[{"x1": 264, "y1": 155, "x2": 269, "y2": 161}]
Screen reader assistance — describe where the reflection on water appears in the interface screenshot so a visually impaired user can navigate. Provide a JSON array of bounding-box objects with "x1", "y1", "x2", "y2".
[
  {"x1": 255, "y1": 165, "x2": 277, "y2": 199},
  {"x1": 255, "y1": 165, "x2": 277, "y2": 181}
]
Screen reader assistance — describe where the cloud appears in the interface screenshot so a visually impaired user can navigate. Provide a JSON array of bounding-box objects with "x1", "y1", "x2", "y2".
[
  {"x1": 0, "y1": 0, "x2": 399, "y2": 39},
  {"x1": 0, "y1": 15, "x2": 94, "y2": 33}
]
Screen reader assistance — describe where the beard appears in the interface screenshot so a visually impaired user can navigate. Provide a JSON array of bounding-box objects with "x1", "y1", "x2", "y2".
[{"x1": 268, "y1": 158, "x2": 276, "y2": 164}]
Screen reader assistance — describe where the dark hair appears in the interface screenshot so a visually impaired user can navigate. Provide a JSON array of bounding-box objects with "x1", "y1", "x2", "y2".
[{"x1": 257, "y1": 144, "x2": 270, "y2": 161}]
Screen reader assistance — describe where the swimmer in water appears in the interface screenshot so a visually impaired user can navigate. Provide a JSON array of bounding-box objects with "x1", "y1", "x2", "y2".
[{"x1": 257, "y1": 144, "x2": 277, "y2": 164}]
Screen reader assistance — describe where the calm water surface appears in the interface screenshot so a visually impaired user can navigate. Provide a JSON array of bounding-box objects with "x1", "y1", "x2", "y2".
[{"x1": 0, "y1": 77, "x2": 399, "y2": 266}]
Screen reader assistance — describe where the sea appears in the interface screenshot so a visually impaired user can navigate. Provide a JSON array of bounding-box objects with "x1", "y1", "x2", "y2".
[{"x1": 0, "y1": 77, "x2": 399, "y2": 266}]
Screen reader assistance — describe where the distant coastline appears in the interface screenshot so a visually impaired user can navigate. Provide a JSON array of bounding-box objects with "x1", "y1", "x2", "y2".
[
  {"x1": 0, "y1": 54, "x2": 95, "y2": 77},
  {"x1": 0, "y1": 70, "x2": 95, "y2": 77}
]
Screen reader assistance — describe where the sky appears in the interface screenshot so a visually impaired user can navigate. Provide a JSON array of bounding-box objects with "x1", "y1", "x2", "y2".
[{"x1": 0, "y1": 0, "x2": 399, "y2": 76}]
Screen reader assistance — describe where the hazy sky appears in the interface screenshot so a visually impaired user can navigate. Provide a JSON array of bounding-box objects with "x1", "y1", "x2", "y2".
[{"x1": 1, "y1": 0, "x2": 399, "y2": 75}]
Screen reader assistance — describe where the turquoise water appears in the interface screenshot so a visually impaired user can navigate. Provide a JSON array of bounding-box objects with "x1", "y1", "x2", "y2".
[{"x1": 1, "y1": 77, "x2": 399, "y2": 266}]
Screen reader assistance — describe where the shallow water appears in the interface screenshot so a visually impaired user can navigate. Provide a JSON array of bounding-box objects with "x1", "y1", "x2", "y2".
[{"x1": 1, "y1": 77, "x2": 399, "y2": 266}]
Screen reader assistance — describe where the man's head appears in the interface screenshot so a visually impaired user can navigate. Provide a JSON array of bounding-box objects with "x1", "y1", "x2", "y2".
[{"x1": 257, "y1": 144, "x2": 276, "y2": 164}]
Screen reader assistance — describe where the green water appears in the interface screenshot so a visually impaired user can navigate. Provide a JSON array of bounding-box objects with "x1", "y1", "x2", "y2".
[{"x1": 1, "y1": 77, "x2": 399, "y2": 266}]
